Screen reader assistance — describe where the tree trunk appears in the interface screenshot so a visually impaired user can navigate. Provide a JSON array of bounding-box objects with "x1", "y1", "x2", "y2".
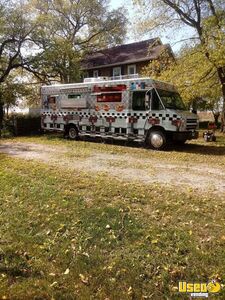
[
  {"x1": 221, "y1": 109, "x2": 225, "y2": 133},
  {"x1": 217, "y1": 67, "x2": 225, "y2": 133},
  {"x1": 200, "y1": 40, "x2": 225, "y2": 132},
  {"x1": 0, "y1": 83, "x2": 4, "y2": 138},
  {"x1": 0, "y1": 102, "x2": 4, "y2": 138},
  {"x1": 213, "y1": 111, "x2": 220, "y2": 127},
  {"x1": 203, "y1": 1, "x2": 225, "y2": 132},
  {"x1": 6, "y1": 105, "x2": 9, "y2": 118}
]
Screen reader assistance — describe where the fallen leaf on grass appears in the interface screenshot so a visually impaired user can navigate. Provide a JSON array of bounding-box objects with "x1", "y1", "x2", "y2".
[
  {"x1": 128, "y1": 286, "x2": 133, "y2": 295},
  {"x1": 64, "y1": 268, "x2": 70, "y2": 275},
  {"x1": 79, "y1": 273, "x2": 89, "y2": 285},
  {"x1": 50, "y1": 281, "x2": 58, "y2": 287},
  {"x1": 151, "y1": 239, "x2": 158, "y2": 244}
]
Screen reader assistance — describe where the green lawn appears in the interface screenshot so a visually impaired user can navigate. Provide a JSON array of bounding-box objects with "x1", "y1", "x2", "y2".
[
  {"x1": 3, "y1": 131, "x2": 225, "y2": 164},
  {"x1": 0, "y1": 135, "x2": 225, "y2": 299}
]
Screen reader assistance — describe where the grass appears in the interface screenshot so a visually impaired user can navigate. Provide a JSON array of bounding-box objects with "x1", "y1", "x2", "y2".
[
  {"x1": 3, "y1": 131, "x2": 225, "y2": 165},
  {"x1": 0, "y1": 134, "x2": 225, "y2": 299}
]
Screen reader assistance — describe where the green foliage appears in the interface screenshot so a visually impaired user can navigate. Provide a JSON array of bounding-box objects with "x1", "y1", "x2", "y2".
[
  {"x1": 135, "y1": 0, "x2": 225, "y2": 127},
  {"x1": 7, "y1": 114, "x2": 41, "y2": 136},
  {"x1": 142, "y1": 45, "x2": 174, "y2": 78},
  {"x1": 0, "y1": 0, "x2": 37, "y2": 83},
  {"x1": 143, "y1": 44, "x2": 222, "y2": 109},
  {"x1": 0, "y1": 0, "x2": 42, "y2": 131},
  {"x1": 0, "y1": 72, "x2": 33, "y2": 111},
  {"x1": 0, "y1": 0, "x2": 127, "y2": 132},
  {"x1": 31, "y1": 0, "x2": 128, "y2": 83}
]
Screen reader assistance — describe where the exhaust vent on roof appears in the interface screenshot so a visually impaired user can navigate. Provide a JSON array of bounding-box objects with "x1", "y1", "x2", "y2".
[{"x1": 83, "y1": 77, "x2": 108, "y2": 83}]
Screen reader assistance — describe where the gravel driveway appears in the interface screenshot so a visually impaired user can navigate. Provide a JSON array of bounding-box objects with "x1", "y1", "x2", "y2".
[{"x1": 1, "y1": 141, "x2": 225, "y2": 194}]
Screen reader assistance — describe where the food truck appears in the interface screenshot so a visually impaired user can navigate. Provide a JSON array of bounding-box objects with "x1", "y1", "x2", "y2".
[{"x1": 41, "y1": 76, "x2": 198, "y2": 150}]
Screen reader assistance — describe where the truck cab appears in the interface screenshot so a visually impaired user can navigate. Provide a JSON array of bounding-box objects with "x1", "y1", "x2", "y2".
[{"x1": 144, "y1": 86, "x2": 198, "y2": 148}]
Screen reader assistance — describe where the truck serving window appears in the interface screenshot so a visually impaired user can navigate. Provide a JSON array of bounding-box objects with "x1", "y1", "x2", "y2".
[
  {"x1": 157, "y1": 90, "x2": 186, "y2": 110},
  {"x1": 132, "y1": 91, "x2": 146, "y2": 110}
]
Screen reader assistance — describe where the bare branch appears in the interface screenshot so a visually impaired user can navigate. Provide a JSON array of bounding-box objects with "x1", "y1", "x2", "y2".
[{"x1": 162, "y1": 0, "x2": 198, "y2": 28}]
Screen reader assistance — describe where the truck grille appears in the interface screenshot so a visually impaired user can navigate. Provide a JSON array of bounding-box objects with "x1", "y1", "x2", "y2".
[{"x1": 186, "y1": 118, "x2": 198, "y2": 130}]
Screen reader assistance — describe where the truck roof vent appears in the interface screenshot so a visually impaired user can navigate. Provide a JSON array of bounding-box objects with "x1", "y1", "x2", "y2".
[{"x1": 83, "y1": 77, "x2": 109, "y2": 83}]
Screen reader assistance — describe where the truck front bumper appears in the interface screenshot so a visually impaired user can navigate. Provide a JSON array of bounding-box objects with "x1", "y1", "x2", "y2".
[{"x1": 172, "y1": 130, "x2": 199, "y2": 141}]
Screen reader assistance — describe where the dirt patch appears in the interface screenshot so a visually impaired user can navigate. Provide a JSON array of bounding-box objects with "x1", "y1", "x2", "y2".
[{"x1": 1, "y1": 141, "x2": 225, "y2": 194}]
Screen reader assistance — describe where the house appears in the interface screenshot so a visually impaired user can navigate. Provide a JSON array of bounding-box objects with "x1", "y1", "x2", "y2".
[{"x1": 81, "y1": 38, "x2": 174, "y2": 79}]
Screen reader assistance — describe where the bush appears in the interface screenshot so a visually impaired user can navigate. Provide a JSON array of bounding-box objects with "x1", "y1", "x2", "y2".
[
  {"x1": 199, "y1": 121, "x2": 221, "y2": 129},
  {"x1": 3, "y1": 114, "x2": 41, "y2": 136}
]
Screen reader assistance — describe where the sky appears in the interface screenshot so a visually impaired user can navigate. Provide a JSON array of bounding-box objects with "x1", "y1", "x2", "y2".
[
  {"x1": 110, "y1": 0, "x2": 196, "y2": 53},
  {"x1": 110, "y1": 0, "x2": 135, "y2": 44},
  {"x1": 110, "y1": 0, "x2": 127, "y2": 10}
]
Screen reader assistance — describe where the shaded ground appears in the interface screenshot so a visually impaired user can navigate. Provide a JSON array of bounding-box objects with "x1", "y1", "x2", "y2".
[{"x1": 1, "y1": 140, "x2": 225, "y2": 194}]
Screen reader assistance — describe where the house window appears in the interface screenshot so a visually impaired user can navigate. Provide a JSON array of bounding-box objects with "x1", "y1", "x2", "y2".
[
  {"x1": 113, "y1": 67, "x2": 121, "y2": 78},
  {"x1": 93, "y1": 70, "x2": 98, "y2": 77},
  {"x1": 128, "y1": 64, "x2": 136, "y2": 75}
]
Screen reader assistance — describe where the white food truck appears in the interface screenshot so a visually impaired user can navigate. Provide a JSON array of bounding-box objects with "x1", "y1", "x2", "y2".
[{"x1": 41, "y1": 76, "x2": 198, "y2": 150}]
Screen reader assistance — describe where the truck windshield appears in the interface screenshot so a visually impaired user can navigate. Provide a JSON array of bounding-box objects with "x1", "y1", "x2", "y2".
[{"x1": 157, "y1": 89, "x2": 186, "y2": 110}]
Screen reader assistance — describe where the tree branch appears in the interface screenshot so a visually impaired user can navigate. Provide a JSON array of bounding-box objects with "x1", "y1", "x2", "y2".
[
  {"x1": 0, "y1": 38, "x2": 16, "y2": 57},
  {"x1": 162, "y1": 0, "x2": 198, "y2": 28}
]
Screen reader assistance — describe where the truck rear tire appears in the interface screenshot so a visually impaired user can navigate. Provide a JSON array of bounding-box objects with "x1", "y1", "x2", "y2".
[
  {"x1": 68, "y1": 125, "x2": 78, "y2": 140},
  {"x1": 147, "y1": 130, "x2": 167, "y2": 150}
]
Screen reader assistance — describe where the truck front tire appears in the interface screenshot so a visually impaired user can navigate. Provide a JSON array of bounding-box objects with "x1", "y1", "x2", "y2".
[{"x1": 147, "y1": 130, "x2": 167, "y2": 150}]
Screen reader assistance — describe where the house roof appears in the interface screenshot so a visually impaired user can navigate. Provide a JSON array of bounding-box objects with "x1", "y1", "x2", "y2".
[{"x1": 82, "y1": 38, "x2": 172, "y2": 70}]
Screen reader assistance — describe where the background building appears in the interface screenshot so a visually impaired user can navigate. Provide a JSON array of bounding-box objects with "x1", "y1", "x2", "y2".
[{"x1": 81, "y1": 38, "x2": 174, "y2": 79}]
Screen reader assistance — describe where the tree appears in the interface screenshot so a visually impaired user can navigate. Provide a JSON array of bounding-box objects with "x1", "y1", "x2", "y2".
[
  {"x1": 142, "y1": 43, "x2": 222, "y2": 123},
  {"x1": 0, "y1": 0, "x2": 40, "y2": 134},
  {"x1": 31, "y1": 0, "x2": 127, "y2": 83},
  {"x1": 0, "y1": 70, "x2": 40, "y2": 117},
  {"x1": 1, "y1": 77, "x2": 25, "y2": 117},
  {"x1": 0, "y1": 0, "x2": 127, "y2": 135},
  {"x1": 134, "y1": 0, "x2": 225, "y2": 130}
]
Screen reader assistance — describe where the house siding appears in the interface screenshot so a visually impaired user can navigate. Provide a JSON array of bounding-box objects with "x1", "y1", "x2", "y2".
[
  {"x1": 81, "y1": 39, "x2": 175, "y2": 80},
  {"x1": 87, "y1": 61, "x2": 151, "y2": 78}
]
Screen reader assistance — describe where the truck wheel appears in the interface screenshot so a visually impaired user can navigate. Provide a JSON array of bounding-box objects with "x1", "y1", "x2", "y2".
[
  {"x1": 148, "y1": 130, "x2": 167, "y2": 150},
  {"x1": 68, "y1": 126, "x2": 78, "y2": 140}
]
